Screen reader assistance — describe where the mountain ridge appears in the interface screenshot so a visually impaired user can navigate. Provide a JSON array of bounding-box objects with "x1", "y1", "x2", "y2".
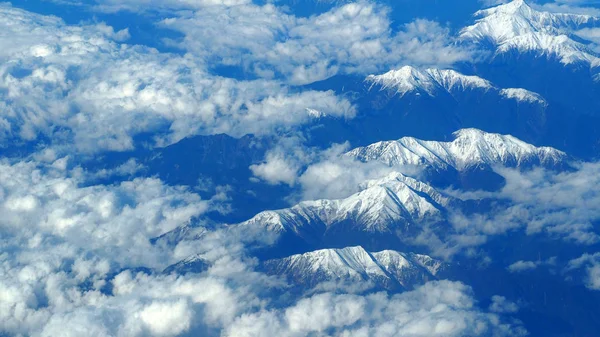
[
  {"x1": 262, "y1": 246, "x2": 446, "y2": 291},
  {"x1": 460, "y1": 0, "x2": 600, "y2": 67},
  {"x1": 365, "y1": 66, "x2": 547, "y2": 105},
  {"x1": 346, "y1": 128, "x2": 567, "y2": 171}
]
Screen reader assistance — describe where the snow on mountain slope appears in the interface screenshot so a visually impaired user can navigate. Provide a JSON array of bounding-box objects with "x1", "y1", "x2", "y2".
[
  {"x1": 346, "y1": 128, "x2": 566, "y2": 171},
  {"x1": 365, "y1": 66, "x2": 493, "y2": 97},
  {"x1": 263, "y1": 246, "x2": 445, "y2": 290},
  {"x1": 500, "y1": 88, "x2": 547, "y2": 105},
  {"x1": 460, "y1": 0, "x2": 600, "y2": 66},
  {"x1": 238, "y1": 172, "x2": 452, "y2": 242},
  {"x1": 366, "y1": 65, "x2": 546, "y2": 105}
]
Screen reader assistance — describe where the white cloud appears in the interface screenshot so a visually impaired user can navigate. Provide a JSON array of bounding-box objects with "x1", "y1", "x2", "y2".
[
  {"x1": 0, "y1": 163, "x2": 209, "y2": 268},
  {"x1": 575, "y1": 27, "x2": 600, "y2": 52},
  {"x1": 489, "y1": 295, "x2": 519, "y2": 314},
  {"x1": 225, "y1": 281, "x2": 526, "y2": 337},
  {"x1": 0, "y1": 157, "x2": 225, "y2": 336},
  {"x1": 91, "y1": 158, "x2": 146, "y2": 179},
  {"x1": 160, "y1": 2, "x2": 475, "y2": 84},
  {"x1": 298, "y1": 158, "x2": 398, "y2": 201},
  {"x1": 443, "y1": 162, "x2": 600, "y2": 256},
  {"x1": 566, "y1": 252, "x2": 600, "y2": 290},
  {"x1": 71, "y1": 1, "x2": 473, "y2": 85},
  {"x1": 507, "y1": 260, "x2": 538, "y2": 273},
  {"x1": 139, "y1": 300, "x2": 193, "y2": 336},
  {"x1": 0, "y1": 156, "x2": 287, "y2": 336},
  {"x1": 250, "y1": 153, "x2": 300, "y2": 186},
  {"x1": 0, "y1": 4, "x2": 354, "y2": 153}
]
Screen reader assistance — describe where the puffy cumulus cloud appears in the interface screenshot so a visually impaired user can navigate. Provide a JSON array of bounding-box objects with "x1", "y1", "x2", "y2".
[
  {"x1": 224, "y1": 281, "x2": 526, "y2": 337},
  {"x1": 444, "y1": 162, "x2": 600, "y2": 255},
  {"x1": 507, "y1": 260, "x2": 538, "y2": 273},
  {"x1": 493, "y1": 163, "x2": 600, "y2": 242},
  {"x1": 160, "y1": 2, "x2": 475, "y2": 84},
  {"x1": 488, "y1": 295, "x2": 519, "y2": 314},
  {"x1": 0, "y1": 4, "x2": 354, "y2": 152},
  {"x1": 0, "y1": 158, "x2": 208, "y2": 335},
  {"x1": 575, "y1": 27, "x2": 600, "y2": 52},
  {"x1": 507, "y1": 257, "x2": 556, "y2": 273},
  {"x1": 0, "y1": 156, "x2": 278, "y2": 336},
  {"x1": 298, "y1": 156, "x2": 398, "y2": 201},
  {"x1": 7, "y1": 267, "x2": 269, "y2": 336},
  {"x1": 566, "y1": 252, "x2": 600, "y2": 290},
  {"x1": 250, "y1": 152, "x2": 301, "y2": 186},
  {"x1": 0, "y1": 158, "x2": 209, "y2": 269},
  {"x1": 91, "y1": 158, "x2": 146, "y2": 179}
]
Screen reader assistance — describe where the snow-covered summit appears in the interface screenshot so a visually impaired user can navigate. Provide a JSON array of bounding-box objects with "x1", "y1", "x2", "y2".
[
  {"x1": 460, "y1": 0, "x2": 600, "y2": 65},
  {"x1": 366, "y1": 66, "x2": 546, "y2": 104},
  {"x1": 263, "y1": 246, "x2": 445, "y2": 290},
  {"x1": 347, "y1": 128, "x2": 566, "y2": 171},
  {"x1": 238, "y1": 171, "x2": 451, "y2": 241},
  {"x1": 365, "y1": 66, "x2": 493, "y2": 97}
]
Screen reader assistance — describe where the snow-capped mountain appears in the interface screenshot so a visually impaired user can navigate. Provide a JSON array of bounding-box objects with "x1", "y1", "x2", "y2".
[
  {"x1": 346, "y1": 128, "x2": 566, "y2": 171},
  {"x1": 238, "y1": 172, "x2": 453, "y2": 248},
  {"x1": 262, "y1": 246, "x2": 445, "y2": 291},
  {"x1": 366, "y1": 65, "x2": 546, "y2": 105},
  {"x1": 365, "y1": 66, "x2": 492, "y2": 97},
  {"x1": 460, "y1": 0, "x2": 600, "y2": 66}
]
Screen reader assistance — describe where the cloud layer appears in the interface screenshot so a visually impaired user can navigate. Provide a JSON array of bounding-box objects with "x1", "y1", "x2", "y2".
[
  {"x1": 161, "y1": 2, "x2": 475, "y2": 84},
  {"x1": 0, "y1": 4, "x2": 354, "y2": 153}
]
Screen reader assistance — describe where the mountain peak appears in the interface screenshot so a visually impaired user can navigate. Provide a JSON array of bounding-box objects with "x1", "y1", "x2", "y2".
[
  {"x1": 263, "y1": 246, "x2": 446, "y2": 290},
  {"x1": 237, "y1": 171, "x2": 450, "y2": 242},
  {"x1": 366, "y1": 67, "x2": 493, "y2": 97},
  {"x1": 347, "y1": 128, "x2": 567, "y2": 171},
  {"x1": 463, "y1": 0, "x2": 599, "y2": 65},
  {"x1": 480, "y1": 0, "x2": 532, "y2": 16},
  {"x1": 367, "y1": 66, "x2": 549, "y2": 104}
]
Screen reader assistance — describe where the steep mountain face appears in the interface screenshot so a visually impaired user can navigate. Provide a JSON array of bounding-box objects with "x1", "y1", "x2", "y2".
[
  {"x1": 347, "y1": 128, "x2": 566, "y2": 171},
  {"x1": 304, "y1": 68, "x2": 554, "y2": 156},
  {"x1": 346, "y1": 128, "x2": 568, "y2": 190},
  {"x1": 460, "y1": 0, "x2": 600, "y2": 67},
  {"x1": 456, "y1": 0, "x2": 600, "y2": 146},
  {"x1": 238, "y1": 172, "x2": 454, "y2": 252},
  {"x1": 365, "y1": 66, "x2": 494, "y2": 98},
  {"x1": 262, "y1": 246, "x2": 445, "y2": 291},
  {"x1": 500, "y1": 88, "x2": 546, "y2": 105},
  {"x1": 365, "y1": 66, "x2": 546, "y2": 106}
]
